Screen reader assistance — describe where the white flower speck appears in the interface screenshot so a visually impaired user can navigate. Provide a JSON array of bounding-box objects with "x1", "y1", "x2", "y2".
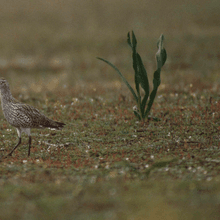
[
  {"x1": 133, "y1": 105, "x2": 138, "y2": 111},
  {"x1": 207, "y1": 177, "x2": 212, "y2": 181}
]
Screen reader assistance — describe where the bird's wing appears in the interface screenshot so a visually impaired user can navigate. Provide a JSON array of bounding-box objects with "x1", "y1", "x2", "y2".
[{"x1": 6, "y1": 102, "x2": 49, "y2": 128}]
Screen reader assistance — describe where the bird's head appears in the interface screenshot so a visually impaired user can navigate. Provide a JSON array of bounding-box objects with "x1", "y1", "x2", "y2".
[
  {"x1": 0, "y1": 78, "x2": 8, "y2": 89},
  {"x1": 0, "y1": 78, "x2": 10, "y2": 98}
]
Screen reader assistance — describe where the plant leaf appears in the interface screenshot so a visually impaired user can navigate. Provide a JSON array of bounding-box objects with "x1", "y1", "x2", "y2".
[
  {"x1": 136, "y1": 53, "x2": 149, "y2": 97},
  {"x1": 127, "y1": 32, "x2": 132, "y2": 48},
  {"x1": 97, "y1": 57, "x2": 138, "y2": 103},
  {"x1": 133, "y1": 52, "x2": 140, "y2": 95},
  {"x1": 135, "y1": 54, "x2": 150, "y2": 118},
  {"x1": 133, "y1": 110, "x2": 141, "y2": 120},
  {"x1": 144, "y1": 70, "x2": 160, "y2": 117},
  {"x1": 132, "y1": 31, "x2": 137, "y2": 49},
  {"x1": 147, "y1": 116, "x2": 161, "y2": 121},
  {"x1": 130, "y1": 31, "x2": 150, "y2": 120},
  {"x1": 156, "y1": 34, "x2": 167, "y2": 69},
  {"x1": 130, "y1": 34, "x2": 139, "y2": 96},
  {"x1": 144, "y1": 34, "x2": 167, "y2": 118},
  {"x1": 161, "y1": 48, "x2": 167, "y2": 67},
  {"x1": 141, "y1": 94, "x2": 148, "y2": 117}
]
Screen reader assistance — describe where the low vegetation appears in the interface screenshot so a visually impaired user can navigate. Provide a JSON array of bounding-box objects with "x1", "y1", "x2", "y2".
[{"x1": 0, "y1": 83, "x2": 219, "y2": 219}]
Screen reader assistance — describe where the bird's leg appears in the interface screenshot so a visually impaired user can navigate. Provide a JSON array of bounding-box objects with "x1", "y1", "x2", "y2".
[
  {"x1": 28, "y1": 136, "x2": 31, "y2": 157},
  {"x1": 7, "y1": 137, "x2": 21, "y2": 157},
  {"x1": 6, "y1": 128, "x2": 22, "y2": 158}
]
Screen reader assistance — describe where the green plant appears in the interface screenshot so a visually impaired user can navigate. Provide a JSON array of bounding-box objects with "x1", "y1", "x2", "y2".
[{"x1": 97, "y1": 31, "x2": 167, "y2": 121}]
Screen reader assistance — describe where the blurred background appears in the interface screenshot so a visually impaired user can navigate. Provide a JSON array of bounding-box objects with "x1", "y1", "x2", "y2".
[{"x1": 0, "y1": 0, "x2": 219, "y2": 96}]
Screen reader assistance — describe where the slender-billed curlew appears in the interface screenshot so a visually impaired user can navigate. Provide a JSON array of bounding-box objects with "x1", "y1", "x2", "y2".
[{"x1": 0, "y1": 78, "x2": 65, "y2": 157}]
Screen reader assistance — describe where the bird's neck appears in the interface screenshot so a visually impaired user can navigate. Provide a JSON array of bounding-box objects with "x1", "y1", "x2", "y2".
[{"x1": 0, "y1": 85, "x2": 14, "y2": 103}]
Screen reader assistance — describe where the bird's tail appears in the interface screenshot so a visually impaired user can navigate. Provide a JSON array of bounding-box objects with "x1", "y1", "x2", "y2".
[
  {"x1": 47, "y1": 120, "x2": 65, "y2": 130},
  {"x1": 54, "y1": 121, "x2": 65, "y2": 129}
]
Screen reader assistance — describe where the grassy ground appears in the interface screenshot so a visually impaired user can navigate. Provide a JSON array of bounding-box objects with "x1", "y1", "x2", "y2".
[{"x1": 0, "y1": 0, "x2": 220, "y2": 219}]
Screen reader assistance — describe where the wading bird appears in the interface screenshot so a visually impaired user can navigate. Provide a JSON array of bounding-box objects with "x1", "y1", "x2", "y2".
[{"x1": 0, "y1": 78, "x2": 65, "y2": 157}]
